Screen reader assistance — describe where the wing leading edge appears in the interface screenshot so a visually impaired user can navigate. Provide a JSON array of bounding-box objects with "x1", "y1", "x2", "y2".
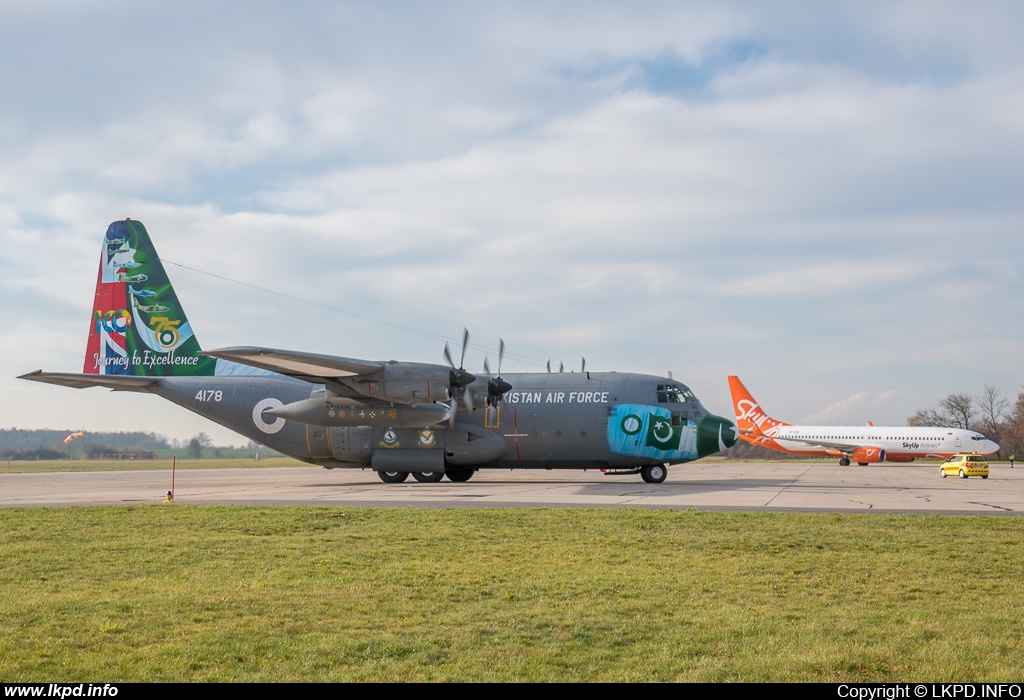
[{"x1": 200, "y1": 346, "x2": 384, "y2": 382}]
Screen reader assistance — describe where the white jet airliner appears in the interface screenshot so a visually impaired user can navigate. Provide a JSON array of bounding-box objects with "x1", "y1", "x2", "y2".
[{"x1": 729, "y1": 376, "x2": 999, "y2": 466}]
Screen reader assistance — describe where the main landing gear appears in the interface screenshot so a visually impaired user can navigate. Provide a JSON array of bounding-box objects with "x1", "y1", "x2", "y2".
[
  {"x1": 641, "y1": 464, "x2": 668, "y2": 484},
  {"x1": 376, "y1": 468, "x2": 475, "y2": 483},
  {"x1": 444, "y1": 466, "x2": 475, "y2": 482},
  {"x1": 839, "y1": 458, "x2": 851, "y2": 467}
]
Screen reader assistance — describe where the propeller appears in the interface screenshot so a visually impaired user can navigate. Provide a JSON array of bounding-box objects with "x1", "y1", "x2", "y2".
[
  {"x1": 443, "y1": 328, "x2": 477, "y2": 425},
  {"x1": 483, "y1": 339, "x2": 513, "y2": 408}
]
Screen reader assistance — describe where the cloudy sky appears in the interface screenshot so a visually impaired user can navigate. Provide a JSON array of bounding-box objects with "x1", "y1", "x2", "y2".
[{"x1": 3, "y1": 1, "x2": 1023, "y2": 444}]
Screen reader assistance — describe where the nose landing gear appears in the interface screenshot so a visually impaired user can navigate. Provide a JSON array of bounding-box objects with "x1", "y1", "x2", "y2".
[{"x1": 641, "y1": 464, "x2": 668, "y2": 484}]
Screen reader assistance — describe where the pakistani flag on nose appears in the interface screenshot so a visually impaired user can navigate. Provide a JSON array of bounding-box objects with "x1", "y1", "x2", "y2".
[{"x1": 645, "y1": 412, "x2": 682, "y2": 451}]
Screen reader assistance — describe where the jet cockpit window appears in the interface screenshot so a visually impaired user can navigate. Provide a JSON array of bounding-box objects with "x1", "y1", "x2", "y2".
[
  {"x1": 971, "y1": 435, "x2": 987, "y2": 441},
  {"x1": 657, "y1": 385, "x2": 688, "y2": 404}
]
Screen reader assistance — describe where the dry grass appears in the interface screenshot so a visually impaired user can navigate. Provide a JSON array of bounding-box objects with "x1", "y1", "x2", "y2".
[{"x1": 1, "y1": 507, "x2": 1022, "y2": 681}]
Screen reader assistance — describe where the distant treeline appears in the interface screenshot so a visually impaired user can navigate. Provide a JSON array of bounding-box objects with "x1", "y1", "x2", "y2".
[
  {"x1": 0, "y1": 428, "x2": 276, "y2": 460},
  {"x1": 0, "y1": 446, "x2": 157, "y2": 461},
  {"x1": 0, "y1": 429, "x2": 170, "y2": 451},
  {"x1": 908, "y1": 385, "x2": 1024, "y2": 459},
  {"x1": 722, "y1": 439, "x2": 803, "y2": 460}
]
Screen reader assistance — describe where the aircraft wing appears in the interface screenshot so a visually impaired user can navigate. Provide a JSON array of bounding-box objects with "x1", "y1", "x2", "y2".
[
  {"x1": 741, "y1": 425, "x2": 858, "y2": 453},
  {"x1": 17, "y1": 371, "x2": 158, "y2": 392},
  {"x1": 201, "y1": 346, "x2": 384, "y2": 382},
  {"x1": 770, "y1": 435, "x2": 859, "y2": 452}
]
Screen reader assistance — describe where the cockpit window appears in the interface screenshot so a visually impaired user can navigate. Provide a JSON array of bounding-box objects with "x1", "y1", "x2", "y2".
[
  {"x1": 971, "y1": 435, "x2": 986, "y2": 441},
  {"x1": 657, "y1": 384, "x2": 691, "y2": 404}
]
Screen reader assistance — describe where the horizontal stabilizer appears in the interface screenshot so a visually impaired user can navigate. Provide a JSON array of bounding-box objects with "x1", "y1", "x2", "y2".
[
  {"x1": 201, "y1": 346, "x2": 383, "y2": 381},
  {"x1": 17, "y1": 370, "x2": 158, "y2": 392}
]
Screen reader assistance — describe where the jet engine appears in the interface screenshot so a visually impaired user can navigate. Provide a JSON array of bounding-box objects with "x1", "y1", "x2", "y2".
[{"x1": 851, "y1": 447, "x2": 886, "y2": 464}]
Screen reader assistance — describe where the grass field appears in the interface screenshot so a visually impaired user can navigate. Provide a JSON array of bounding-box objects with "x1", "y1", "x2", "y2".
[
  {"x1": 1, "y1": 507, "x2": 1022, "y2": 681},
  {"x1": 0, "y1": 457, "x2": 305, "y2": 474}
]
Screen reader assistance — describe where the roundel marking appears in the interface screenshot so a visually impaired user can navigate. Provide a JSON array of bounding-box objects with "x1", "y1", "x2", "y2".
[
  {"x1": 621, "y1": 414, "x2": 642, "y2": 436},
  {"x1": 253, "y1": 398, "x2": 286, "y2": 434}
]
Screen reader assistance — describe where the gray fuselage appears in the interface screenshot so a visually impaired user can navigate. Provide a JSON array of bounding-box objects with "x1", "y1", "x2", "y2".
[{"x1": 149, "y1": 370, "x2": 735, "y2": 472}]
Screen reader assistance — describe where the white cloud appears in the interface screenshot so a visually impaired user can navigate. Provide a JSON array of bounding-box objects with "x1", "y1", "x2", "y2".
[
  {"x1": 803, "y1": 391, "x2": 904, "y2": 425},
  {"x1": 1, "y1": 3, "x2": 1023, "y2": 439}
]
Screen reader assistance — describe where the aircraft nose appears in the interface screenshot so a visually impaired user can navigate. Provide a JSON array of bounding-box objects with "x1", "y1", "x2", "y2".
[{"x1": 696, "y1": 414, "x2": 738, "y2": 458}]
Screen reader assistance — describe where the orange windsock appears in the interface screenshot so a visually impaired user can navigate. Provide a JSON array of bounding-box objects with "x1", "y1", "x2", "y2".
[{"x1": 64, "y1": 432, "x2": 85, "y2": 443}]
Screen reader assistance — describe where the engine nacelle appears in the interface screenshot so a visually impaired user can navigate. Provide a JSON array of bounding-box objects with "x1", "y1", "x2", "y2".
[
  {"x1": 884, "y1": 454, "x2": 916, "y2": 463},
  {"x1": 851, "y1": 446, "x2": 886, "y2": 464},
  {"x1": 339, "y1": 362, "x2": 453, "y2": 404}
]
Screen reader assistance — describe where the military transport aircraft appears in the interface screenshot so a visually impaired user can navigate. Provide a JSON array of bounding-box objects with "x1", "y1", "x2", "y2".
[
  {"x1": 19, "y1": 219, "x2": 737, "y2": 484},
  {"x1": 729, "y1": 376, "x2": 999, "y2": 465}
]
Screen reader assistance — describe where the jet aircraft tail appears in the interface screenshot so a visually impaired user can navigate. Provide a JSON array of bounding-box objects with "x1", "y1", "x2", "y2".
[
  {"x1": 85, "y1": 219, "x2": 215, "y2": 377},
  {"x1": 727, "y1": 376, "x2": 789, "y2": 442}
]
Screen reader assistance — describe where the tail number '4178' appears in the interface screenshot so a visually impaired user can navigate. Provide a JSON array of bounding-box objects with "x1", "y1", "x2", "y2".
[{"x1": 196, "y1": 390, "x2": 222, "y2": 402}]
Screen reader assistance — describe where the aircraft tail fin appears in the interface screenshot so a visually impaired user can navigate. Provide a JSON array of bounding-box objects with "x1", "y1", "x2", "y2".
[
  {"x1": 727, "y1": 376, "x2": 789, "y2": 436},
  {"x1": 84, "y1": 219, "x2": 215, "y2": 377}
]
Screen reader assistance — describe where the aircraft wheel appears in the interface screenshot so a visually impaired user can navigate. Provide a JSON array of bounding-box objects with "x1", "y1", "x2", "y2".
[
  {"x1": 445, "y1": 466, "x2": 475, "y2": 482},
  {"x1": 839, "y1": 458, "x2": 850, "y2": 467},
  {"x1": 412, "y1": 471, "x2": 444, "y2": 483},
  {"x1": 858, "y1": 462, "x2": 869, "y2": 467},
  {"x1": 940, "y1": 468, "x2": 947, "y2": 478},
  {"x1": 378, "y1": 470, "x2": 409, "y2": 484},
  {"x1": 641, "y1": 464, "x2": 667, "y2": 484},
  {"x1": 959, "y1": 469, "x2": 967, "y2": 479},
  {"x1": 982, "y1": 475, "x2": 989, "y2": 479}
]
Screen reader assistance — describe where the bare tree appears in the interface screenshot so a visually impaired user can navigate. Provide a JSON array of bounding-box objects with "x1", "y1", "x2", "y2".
[
  {"x1": 939, "y1": 392, "x2": 975, "y2": 430},
  {"x1": 976, "y1": 385, "x2": 1009, "y2": 457},
  {"x1": 907, "y1": 408, "x2": 951, "y2": 427},
  {"x1": 1003, "y1": 388, "x2": 1024, "y2": 460}
]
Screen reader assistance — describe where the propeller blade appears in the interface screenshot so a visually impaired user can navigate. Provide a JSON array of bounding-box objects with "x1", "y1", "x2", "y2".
[
  {"x1": 546, "y1": 359, "x2": 551, "y2": 373},
  {"x1": 484, "y1": 339, "x2": 512, "y2": 408},
  {"x1": 448, "y1": 396, "x2": 457, "y2": 427},
  {"x1": 460, "y1": 328, "x2": 469, "y2": 369},
  {"x1": 559, "y1": 361, "x2": 564, "y2": 373},
  {"x1": 582, "y1": 357, "x2": 586, "y2": 374},
  {"x1": 443, "y1": 343, "x2": 455, "y2": 369},
  {"x1": 465, "y1": 387, "x2": 474, "y2": 413}
]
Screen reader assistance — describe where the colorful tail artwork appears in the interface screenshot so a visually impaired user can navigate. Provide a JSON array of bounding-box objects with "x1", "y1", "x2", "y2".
[
  {"x1": 85, "y1": 219, "x2": 215, "y2": 377},
  {"x1": 727, "y1": 376, "x2": 789, "y2": 448}
]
